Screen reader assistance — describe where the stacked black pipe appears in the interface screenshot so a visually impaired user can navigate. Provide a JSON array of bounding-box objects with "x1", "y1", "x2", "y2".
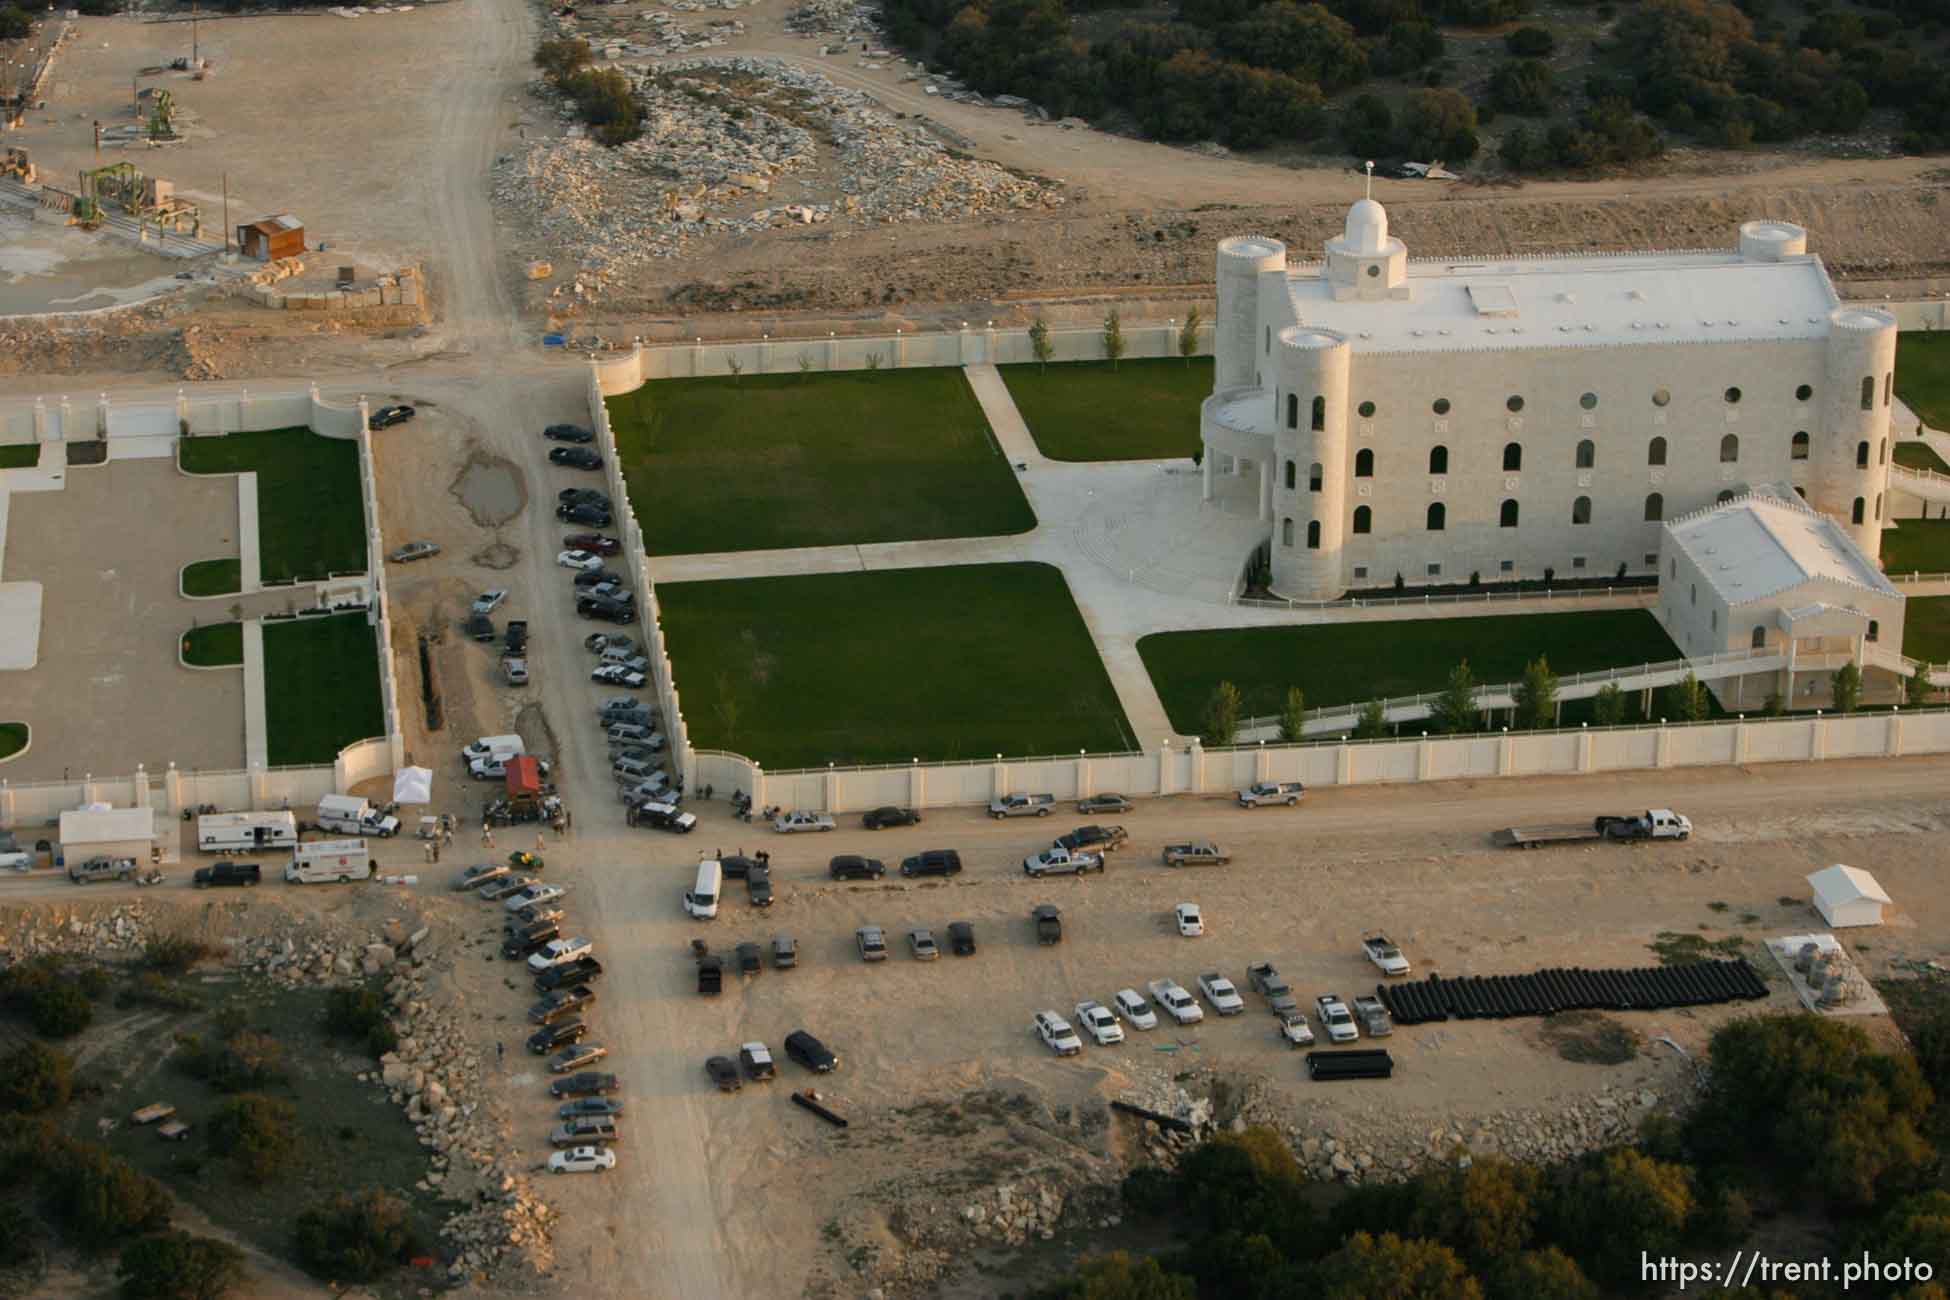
[
  {"x1": 1307, "y1": 1049, "x2": 1394, "y2": 1081},
  {"x1": 1374, "y1": 958, "x2": 1768, "y2": 1026}
]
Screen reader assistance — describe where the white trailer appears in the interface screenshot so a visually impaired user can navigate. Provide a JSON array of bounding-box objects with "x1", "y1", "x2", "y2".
[
  {"x1": 285, "y1": 839, "x2": 375, "y2": 884},
  {"x1": 197, "y1": 811, "x2": 299, "y2": 855}
]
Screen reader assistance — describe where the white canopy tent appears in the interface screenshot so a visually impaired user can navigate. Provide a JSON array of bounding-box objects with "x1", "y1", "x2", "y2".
[
  {"x1": 1806, "y1": 864, "x2": 1891, "y2": 929},
  {"x1": 392, "y1": 766, "x2": 433, "y2": 805}
]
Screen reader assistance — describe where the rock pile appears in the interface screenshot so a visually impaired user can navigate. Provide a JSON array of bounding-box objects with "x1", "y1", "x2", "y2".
[{"x1": 785, "y1": 0, "x2": 878, "y2": 36}]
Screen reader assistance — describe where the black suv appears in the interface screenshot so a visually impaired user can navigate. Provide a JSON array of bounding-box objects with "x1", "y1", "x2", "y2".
[
  {"x1": 502, "y1": 922, "x2": 560, "y2": 961},
  {"x1": 557, "y1": 501, "x2": 613, "y2": 527},
  {"x1": 530, "y1": 985, "x2": 597, "y2": 1024},
  {"x1": 535, "y1": 956, "x2": 604, "y2": 992},
  {"x1": 948, "y1": 921, "x2": 977, "y2": 956},
  {"x1": 899, "y1": 849, "x2": 962, "y2": 879},
  {"x1": 577, "y1": 595, "x2": 634, "y2": 624},
  {"x1": 549, "y1": 1071, "x2": 621, "y2": 1098},
  {"x1": 784, "y1": 1029, "x2": 837, "y2": 1073},
  {"x1": 193, "y1": 862, "x2": 261, "y2": 889},
  {"x1": 862, "y1": 806, "x2": 922, "y2": 830},
  {"x1": 527, "y1": 1018, "x2": 587, "y2": 1054},
  {"x1": 746, "y1": 866, "x2": 773, "y2": 908},
  {"x1": 720, "y1": 854, "x2": 763, "y2": 880},
  {"x1": 828, "y1": 855, "x2": 885, "y2": 881},
  {"x1": 558, "y1": 488, "x2": 611, "y2": 507}
]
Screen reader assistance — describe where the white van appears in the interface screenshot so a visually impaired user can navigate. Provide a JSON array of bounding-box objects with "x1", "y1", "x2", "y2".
[
  {"x1": 197, "y1": 811, "x2": 299, "y2": 855},
  {"x1": 285, "y1": 839, "x2": 375, "y2": 884},
  {"x1": 683, "y1": 858, "x2": 722, "y2": 920},
  {"x1": 461, "y1": 735, "x2": 524, "y2": 765},
  {"x1": 316, "y1": 795, "x2": 401, "y2": 838}
]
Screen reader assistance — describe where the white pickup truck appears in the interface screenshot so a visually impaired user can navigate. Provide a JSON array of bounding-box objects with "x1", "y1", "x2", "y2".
[
  {"x1": 1022, "y1": 847, "x2": 1104, "y2": 877},
  {"x1": 989, "y1": 793, "x2": 1055, "y2": 818},
  {"x1": 1147, "y1": 978, "x2": 1205, "y2": 1025}
]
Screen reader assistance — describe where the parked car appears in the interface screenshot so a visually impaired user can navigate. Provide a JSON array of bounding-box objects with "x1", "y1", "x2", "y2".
[
  {"x1": 1196, "y1": 972, "x2": 1246, "y2": 1016},
  {"x1": 899, "y1": 849, "x2": 961, "y2": 878},
  {"x1": 1032, "y1": 1011, "x2": 1083, "y2": 1057},
  {"x1": 528, "y1": 936, "x2": 594, "y2": 972},
  {"x1": 454, "y1": 862, "x2": 510, "y2": 891},
  {"x1": 1112, "y1": 988, "x2": 1159, "y2": 1030},
  {"x1": 855, "y1": 926, "x2": 888, "y2": 962},
  {"x1": 732, "y1": 941, "x2": 763, "y2": 977},
  {"x1": 529, "y1": 985, "x2": 595, "y2": 1024},
  {"x1": 784, "y1": 1029, "x2": 837, "y2": 1073},
  {"x1": 527, "y1": 1019, "x2": 587, "y2": 1054},
  {"x1": 634, "y1": 802, "x2": 697, "y2": 834},
  {"x1": 1246, "y1": 962, "x2": 1299, "y2": 1014},
  {"x1": 587, "y1": 633, "x2": 637, "y2": 654},
  {"x1": 543, "y1": 423, "x2": 595, "y2": 443},
  {"x1": 505, "y1": 883, "x2": 567, "y2": 912},
  {"x1": 740, "y1": 1041, "x2": 776, "y2": 1080},
  {"x1": 1055, "y1": 825, "x2": 1128, "y2": 854},
  {"x1": 1278, "y1": 1010, "x2": 1316, "y2": 1046},
  {"x1": 705, "y1": 1056, "x2": 743, "y2": 1092},
  {"x1": 508, "y1": 902, "x2": 564, "y2": 928},
  {"x1": 370, "y1": 403, "x2": 416, "y2": 429},
  {"x1": 1033, "y1": 904, "x2": 1062, "y2": 945},
  {"x1": 388, "y1": 540, "x2": 440, "y2": 563},
  {"x1": 908, "y1": 928, "x2": 940, "y2": 961},
  {"x1": 1073, "y1": 1000, "x2": 1124, "y2": 1046},
  {"x1": 1315, "y1": 994, "x2": 1359, "y2": 1044},
  {"x1": 558, "y1": 502, "x2": 613, "y2": 526},
  {"x1": 558, "y1": 488, "x2": 610, "y2": 507},
  {"x1": 1078, "y1": 793, "x2": 1133, "y2": 814},
  {"x1": 829, "y1": 854, "x2": 886, "y2": 881},
  {"x1": 577, "y1": 596, "x2": 633, "y2": 623},
  {"x1": 548, "y1": 1071, "x2": 621, "y2": 1098},
  {"x1": 1174, "y1": 903, "x2": 1205, "y2": 937},
  {"x1": 549, "y1": 1118, "x2": 619, "y2": 1147},
  {"x1": 535, "y1": 957, "x2": 604, "y2": 991},
  {"x1": 478, "y1": 875, "x2": 539, "y2": 902},
  {"x1": 470, "y1": 589, "x2": 508, "y2": 616},
  {"x1": 547, "y1": 1145, "x2": 616, "y2": 1174},
  {"x1": 948, "y1": 921, "x2": 976, "y2": 956},
  {"x1": 463, "y1": 613, "x2": 495, "y2": 642},
  {"x1": 771, "y1": 935, "x2": 798, "y2": 969},
  {"x1": 989, "y1": 793, "x2": 1055, "y2": 818},
  {"x1": 1237, "y1": 781, "x2": 1305, "y2": 808},
  {"x1": 862, "y1": 806, "x2": 922, "y2": 830},
  {"x1": 549, "y1": 1043, "x2": 609, "y2": 1074},
  {"x1": 573, "y1": 568, "x2": 626, "y2": 590},
  {"x1": 592, "y1": 665, "x2": 648, "y2": 689},
  {"x1": 557, "y1": 1097, "x2": 624, "y2": 1120},
  {"x1": 773, "y1": 810, "x2": 836, "y2": 834},
  {"x1": 1163, "y1": 841, "x2": 1230, "y2": 867},
  {"x1": 564, "y1": 533, "x2": 622, "y2": 556},
  {"x1": 1362, "y1": 933, "x2": 1412, "y2": 977},
  {"x1": 746, "y1": 867, "x2": 774, "y2": 908},
  {"x1": 550, "y1": 446, "x2": 604, "y2": 469},
  {"x1": 557, "y1": 549, "x2": 605, "y2": 572},
  {"x1": 501, "y1": 923, "x2": 560, "y2": 961},
  {"x1": 1147, "y1": 979, "x2": 1205, "y2": 1025},
  {"x1": 1022, "y1": 847, "x2": 1103, "y2": 878},
  {"x1": 192, "y1": 862, "x2": 261, "y2": 889},
  {"x1": 505, "y1": 620, "x2": 529, "y2": 653}
]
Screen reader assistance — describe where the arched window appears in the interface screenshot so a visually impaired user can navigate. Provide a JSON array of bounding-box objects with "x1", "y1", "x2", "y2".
[
  {"x1": 1308, "y1": 462, "x2": 1323, "y2": 492},
  {"x1": 1306, "y1": 520, "x2": 1321, "y2": 550},
  {"x1": 1500, "y1": 499, "x2": 1519, "y2": 528},
  {"x1": 1876, "y1": 492, "x2": 1883, "y2": 520},
  {"x1": 1572, "y1": 496, "x2": 1592, "y2": 525},
  {"x1": 1264, "y1": 325, "x2": 1270, "y2": 354},
  {"x1": 1720, "y1": 434, "x2": 1739, "y2": 463},
  {"x1": 1426, "y1": 502, "x2": 1446, "y2": 531},
  {"x1": 1880, "y1": 439, "x2": 1887, "y2": 465},
  {"x1": 1576, "y1": 439, "x2": 1596, "y2": 469},
  {"x1": 1648, "y1": 437, "x2": 1667, "y2": 466},
  {"x1": 1281, "y1": 517, "x2": 1295, "y2": 547},
  {"x1": 1355, "y1": 449, "x2": 1374, "y2": 477},
  {"x1": 1644, "y1": 492, "x2": 1663, "y2": 521},
  {"x1": 1852, "y1": 497, "x2": 1866, "y2": 524},
  {"x1": 1795, "y1": 486, "x2": 1807, "y2": 499},
  {"x1": 1790, "y1": 432, "x2": 1809, "y2": 461},
  {"x1": 1284, "y1": 460, "x2": 1296, "y2": 492},
  {"x1": 1428, "y1": 445, "x2": 1448, "y2": 475},
  {"x1": 1503, "y1": 442, "x2": 1522, "y2": 472},
  {"x1": 1857, "y1": 440, "x2": 1870, "y2": 468},
  {"x1": 1751, "y1": 626, "x2": 1766, "y2": 650},
  {"x1": 1717, "y1": 490, "x2": 1736, "y2": 503},
  {"x1": 1869, "y1": 619, "x2": 1881, "y2": 642},
  {"x1": 1353, "y1": 505, "x2": 1372, "y2": 534},
  {"x1": 1286, "y1": 394, "x2": 1298, "y2": 429},
  {"x1": 1311, "y1": 396, "x2": 1326, "y2": 432},
  {"x1": 1886, "y1": 372, "x2": 1894, "y2": 406},
  {"x1": 1862, "y1": 376, "x2": 1875, "y2": 410}
]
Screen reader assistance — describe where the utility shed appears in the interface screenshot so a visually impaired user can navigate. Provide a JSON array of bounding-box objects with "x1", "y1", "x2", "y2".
[
  {"x1": 58, "y1": 807, "x2": 159, "y2": 865},
  {"x1": 1807, "y1": 864, "x2": 1891, "y2": 928},
  {"x1": 236, "y1": 213, "x2": 304, "y2": 261}
]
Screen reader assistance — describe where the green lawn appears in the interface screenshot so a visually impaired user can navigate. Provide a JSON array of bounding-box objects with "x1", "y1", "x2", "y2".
[
  {"x1": 1903, "y1": 597, "x2": 1950, "y2": 664},
  {"x1": 0, "y1": 442, "x2": 39, "y2": 469},
  {"x1": 657, "y1": 563, "x2": 1133, "y2": 767},
  {"x1": 263, "y1": 614, "x2": 384, "y2": 765},
  {"x1": 0, "y1": 722, "x2": 26, "y2": 759},
  {"x1": 1897, "y1": 333, "x2": 1950, "y2": 431},
  {"x1": 1878, "y1": 519, "x2": 1950, "y2": 575},
  {"x1": 179, "y1": 428, "x2": 364, "y2": 582},
  {"x1": 1139, "y1": 610, "x2": 1684, "y2": 732},
  {"x1": 182, "y1": 557, "x2": 242, "y2": 597},
  {"x1": 998, "y1": 358, "x2": 1212, "y2": 461},
  {"x1": 608, "y1": 370, "x2": 1033, "y2": 555},
  {"x1": 1892, "y1": 440, "x2": 1950, "y2": 473},
  {"x1": 182, "y1": 623, "x2": 243, "y2": 667}
]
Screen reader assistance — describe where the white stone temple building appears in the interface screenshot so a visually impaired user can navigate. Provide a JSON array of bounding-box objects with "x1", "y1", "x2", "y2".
[{"x1": 1200, "y1": 200, "x2": 1901, "y2": 600}]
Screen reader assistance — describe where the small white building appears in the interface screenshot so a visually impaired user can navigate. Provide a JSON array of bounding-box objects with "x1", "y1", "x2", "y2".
[
  {"x1": 1807, "y1": 864, "x2": 1891, "y2": 928},
  {"x1": 58, "y1": 806, "x2": 159, "y2": 866},
  {"x1": 1657, "y1": 488, "x2": 1904, "y2": 709}
]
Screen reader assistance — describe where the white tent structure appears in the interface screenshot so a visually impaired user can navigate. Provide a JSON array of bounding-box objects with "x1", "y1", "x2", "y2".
[
  {"x1": 392, "y1": 766, "x2": 433, "y2": 805},
  {"x1": 1806, "y1": 864, "x2": 1891, "y2": 928}
]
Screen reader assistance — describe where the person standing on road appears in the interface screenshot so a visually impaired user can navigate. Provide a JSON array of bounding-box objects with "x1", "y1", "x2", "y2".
[
  {"x1": 482, "y1": 827, "x2": 494, "y2": 849},
  {"x1": 432, "y1": 840, "x2": 441, "y2": 863},
  {"x1": 536, "y1": 832, "x2": 546, "y2": 856}
]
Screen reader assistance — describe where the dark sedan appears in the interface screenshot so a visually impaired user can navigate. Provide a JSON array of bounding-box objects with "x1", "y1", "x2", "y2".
[
  {"x1": 548, "y1": 1071, "x2": 621, "y2": 1098},
  {"x1": 828, "y1": 855, "x2": 885, "y2": 881},
  {"x1": 862, "y1": 806, "x2": 922, "y2": 830},
  {"x1": 572, "y1": 568, "x2": 626, "y2": 590},
  {"x1": 527, "y1": 1018, "x2": 587, "y2": 1054},
  {"x1": 747, "y1": 866, "x2": 773, "y2": 908},
  {"x1": 558, "y1": 487, "x2": 610, "y2": 506},
  {"x1": 549, "y1": 446, "x2": 604, "y2": 470},
  {"x1": 577, "y1": 596, "x2": 634, "y2": 624},
  {"x1": 544, "y1": 423, "x2": 595, "y2": 443},
  {"x1": 563, "y1": 533, "x2": 622, "y2": 556},
  {"x1": 370, "y1": 404, "x2": 416, "y2": 428},
  {"x1": 557, "y1": 502, "x2": 613, "y2": 527}
]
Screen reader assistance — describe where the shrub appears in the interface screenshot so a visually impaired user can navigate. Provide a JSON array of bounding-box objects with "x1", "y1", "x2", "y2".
[
  {"x1": 0, "y1": 5, "x2": 32, "y2": 38},
  {"x1": 1490, "y1": 59, "x2": 1557, "y2": 114},
  {"x1": 561, "y1": 68, "x2": 642, "y2": 147},
  {"x1": 1409, "y1": 1157, "x2": 1542, "y2": 1263},
  {"x1": 533, "y1": 36, "x2": 592, "y2": 82},
  {"x1": 1315, "y1": 1231, "x2": 1483, "y2": 1299},
  {"x1": 293, "y1": 1188, "x2": 421, "y2": 1283},
  {"x1": 1506, "y1": 24, "x2": 1556, "y2": 54},
  {"x1": 1545, "y1": 1148, "x2": 1694, "y2": 1285},
  {"x1": 30, "y1": 983, "x2": 93, "y2": 1038},
  {"x1": 143, "y1": 934, "x2": 213, "y2": 976},
  {"x1": 117, "y1": 1231, "x2": 246, "y2": 1300},
  {"x1": 0, "y1": 1041, "x2": 75, "y2": 1113},
  {"x1": 206, "y1": 1094, "x2": 299, "y2": 1184},
  {"x1": 43, "y1": 1140, "x2": 173, "y2": 1253},
  {"x1": 118, "y1": 972, "x2": 205, "y2": 1013},
  {"x1": 176, "y1": 1030, "x2": 288, "y2": 1094}
]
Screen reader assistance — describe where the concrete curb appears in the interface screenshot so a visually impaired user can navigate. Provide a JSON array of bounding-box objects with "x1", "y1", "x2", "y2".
[
  {"x1": 178, "y1": 559, "x2": 244, "y2": 601},
  {"x1": 177, "y1": 624, "x2": 245, "y2": 672}
]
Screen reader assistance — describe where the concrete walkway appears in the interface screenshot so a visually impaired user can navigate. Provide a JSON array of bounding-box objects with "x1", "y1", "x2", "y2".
[
  {"x1": 963, "y1": 363, "x2": 1047, "y2": 466},
  {"x1": 237, "y1": 473, "x2": 264, "y2": 592},
  {"x1": 242, "y1": 620, "x2": 268, "y2": 770}
]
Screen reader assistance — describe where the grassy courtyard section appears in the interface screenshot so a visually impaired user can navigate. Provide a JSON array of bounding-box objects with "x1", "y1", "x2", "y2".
[
  {"x1": 179, "y1": 427, "x2": 365, "y2": 583},
  {"x1": 1879, "y1": 520, "x2": 1950, "y2": 575},
  {"x1": 0, "y1": 442, "x2": 39, "y2": 469},
  {"x1": 0, "y1": 722, "x2": 26, "y2": 759},
  {"x1": 998, "y1": 357, "x2": 1212, "y2": 462},
  {"x1": 608, "y1": 370, "x2": 1033, "y2": 555},
  {"x1": 182, "y1": 557, "x2": 243, "y2": 597},
  {"x1": 1893, "y1": 440, "x2": 1950, "y2": 474},
  {"x1": 264, "y1": 614, "x2": 384, "y2": 766},
  {"x1": 1897, "y1": 333, "x2": 1950, "y2": 431},
  {"x1": 657, "y1": 563, "x2": 1134, "y2": 767},
  {"x1": 182, "y1": 623, "x2": 243, "y2": 668},
  {"x1": 1139, "y1": 609, "x2": 1683, "y2": 732},
  {"x1": 1903, "y1": 597, "x2": 1950, "y2": 665}
]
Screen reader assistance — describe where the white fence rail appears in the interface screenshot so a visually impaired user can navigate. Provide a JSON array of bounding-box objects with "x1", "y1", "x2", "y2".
[{"x1": 1232, "y1": 584, "x2": 1659, "y2": 612}]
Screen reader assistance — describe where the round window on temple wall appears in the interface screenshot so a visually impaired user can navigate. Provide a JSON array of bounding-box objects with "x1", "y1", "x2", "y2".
[
  {"x1": 1652, "y1": 388, "x2": 1671, "y2": 407},
  {"x1": 1795, "y1": 384, "x2": 1813, "y2": 401},
  {"x1": 1433, "y1": 398, "x2": 1451, "y2": 415},
  {"x1": 1507, "y1": 395, "x2": 1525, "y2": 413},
  {"x1": 1724, "y1": 386, "x2": 1742, "y2": 404},
  {"x1": 1366, "y1": 264, "x2": 1381, "y2": 278},
  {"x1": 1580, "y1": 392, "x2": 1598, "y2": 410},
  {"x1": 1358, "y1": 401, "x2": 1376, "y2": 418}
]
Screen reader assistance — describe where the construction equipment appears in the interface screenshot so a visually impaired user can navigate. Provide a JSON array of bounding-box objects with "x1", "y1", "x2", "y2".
[{"x1": 147, "y1": 88, "x2": 176, "y2": 140}]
